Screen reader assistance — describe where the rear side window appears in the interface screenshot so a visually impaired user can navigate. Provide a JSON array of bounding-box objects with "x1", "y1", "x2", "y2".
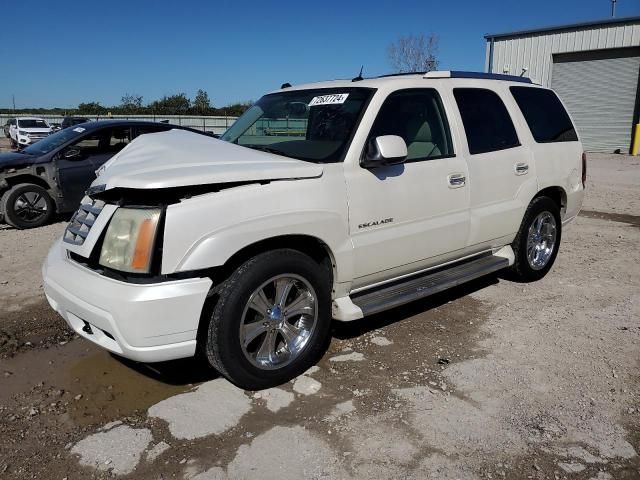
[
  {"x1": 136, "y1": 125, "x2": 169, "y2": 136},
  {"x1": 453, "y1": 88, "x2": 520, "y2": 155},
  {"x1": 510, "y1": 86, "x2": 578, "y2": 143}
]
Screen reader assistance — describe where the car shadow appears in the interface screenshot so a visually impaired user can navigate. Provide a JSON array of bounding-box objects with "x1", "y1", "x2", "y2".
[{"x1": 111, "y1": 354, "x2": 220, "y2": 386}]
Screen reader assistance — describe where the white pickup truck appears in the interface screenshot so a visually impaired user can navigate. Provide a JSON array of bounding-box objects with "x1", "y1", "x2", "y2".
[
  {"x1": 9, "y1": 117, "x2": 52, "y2": 149},
  {"x1": 43, "y1": 71, "x2": 585, "y2": 389}
]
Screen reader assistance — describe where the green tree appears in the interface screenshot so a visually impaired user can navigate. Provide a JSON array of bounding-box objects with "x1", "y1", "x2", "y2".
[
  {"x1": 221, "y1": 101, "x2": 253, "y2": 116},
  {"x1": 120, "y1": 93, "x2": 144, "y2": 114},
  {"x1": 77, "y1": 102, "x2": 107, "y2": 115},
  {"x1": 149, "y1": 93, "x2": 190, "y2": 115},
  {"x1": 192, "y1": 89, "x2": 213, "y2": 115}
]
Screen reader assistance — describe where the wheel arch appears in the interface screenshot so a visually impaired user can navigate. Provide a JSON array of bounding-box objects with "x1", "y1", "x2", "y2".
[
  {"x1": 4, "y1": 174, "x2": 52, "y2": 191},
  {"x1": 534, "y1": 186, "x2": 567, "y2": 218},
  {"x1": 208, "y1": 234, "x2": 336, "y2": 289}
]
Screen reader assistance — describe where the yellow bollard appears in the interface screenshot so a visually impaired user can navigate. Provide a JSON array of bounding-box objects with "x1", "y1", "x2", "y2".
[{"x1": 633, "y1": 123, "x2": 640, "y2": 156}]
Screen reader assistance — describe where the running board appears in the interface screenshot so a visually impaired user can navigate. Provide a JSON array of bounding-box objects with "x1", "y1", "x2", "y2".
[{"x1": 351, "y1": 255, "x2": 509, "y2": 316}]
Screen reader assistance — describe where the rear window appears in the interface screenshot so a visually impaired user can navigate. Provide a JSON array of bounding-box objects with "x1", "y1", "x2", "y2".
[
  {"x1": 510, "y1": 87, "x2": 578, "y2": 143},
  {"x1": 453, "y1": 88, "x2": 520, "y2": 155}
]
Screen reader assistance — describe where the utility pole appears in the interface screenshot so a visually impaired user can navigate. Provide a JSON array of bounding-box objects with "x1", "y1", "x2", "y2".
[
  {"x1": 611, "y1": 0, "x2": 617, "y2": 17},
  {"x1": 12, "y1": 94, "x2": 15, "y2": 112}
]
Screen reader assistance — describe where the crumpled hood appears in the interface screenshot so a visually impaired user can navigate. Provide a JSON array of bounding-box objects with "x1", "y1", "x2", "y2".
[{"x1": 96, "y1": 129, "x2": 323, "y2": 190}]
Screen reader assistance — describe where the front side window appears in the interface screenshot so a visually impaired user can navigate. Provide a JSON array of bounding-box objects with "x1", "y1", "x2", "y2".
[
  {"x1": 453, "y1": 88, "x2": 519, "y2": 155},
  {"x1": 510, "y1": 86, "x2": 578, "y2": 143},
  {"x1": 367, "y1": 89, "x2": 453, "y2": 161},
  {"x1": 221, "y1": 88, "x2": 374, "y2": 163}
]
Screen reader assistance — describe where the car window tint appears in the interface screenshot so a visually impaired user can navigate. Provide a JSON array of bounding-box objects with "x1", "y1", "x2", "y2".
[
  {"x1": 108, "y1": 128, "x2": 131, "y2": 152},
  {"x1": 510, "y1": 86, "x2": 578, "y2": 143},
  {"x1": 453, "y1": 88, "x2": 519, "y2": 155},
  {"x1": 368, "y1": 88, "x2": 453, "y2": 161},
  {"x1": 73, "y1": 134, "x2": 103, "y2": 154}
]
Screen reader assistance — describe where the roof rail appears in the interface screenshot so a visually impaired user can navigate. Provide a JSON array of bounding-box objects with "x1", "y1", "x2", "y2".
[{"x1": 424, "y1": 70, "x2": 533, "y2": 84}]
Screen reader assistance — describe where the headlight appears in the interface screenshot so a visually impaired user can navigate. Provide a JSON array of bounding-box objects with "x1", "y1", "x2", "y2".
[
  {"x1": 18, "y1": 130, "x2": 28, "y2": 136},
  {"x1": 99, "y1": 208, "x2": 161, "y2": 274}
]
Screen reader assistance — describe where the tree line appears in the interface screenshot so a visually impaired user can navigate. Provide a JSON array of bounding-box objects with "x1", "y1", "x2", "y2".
[{"x1": 1, "y1": 89, "x2": 252, "y2": 117}]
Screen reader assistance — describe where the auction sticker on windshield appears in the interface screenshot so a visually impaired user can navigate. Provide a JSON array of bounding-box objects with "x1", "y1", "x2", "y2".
[{"x1": 309, "y1": 93, "x2": 349, "y2": 106}]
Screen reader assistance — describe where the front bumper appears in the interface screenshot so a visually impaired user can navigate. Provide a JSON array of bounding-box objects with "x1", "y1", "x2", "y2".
[{"x1": 42, "y1": 239, "x2": 212, "y2": 362}]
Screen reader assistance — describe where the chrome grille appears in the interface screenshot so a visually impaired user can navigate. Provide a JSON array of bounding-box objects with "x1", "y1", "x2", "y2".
[{"x1": 64, "y1": 199, "x2": 106, "y2": 246}]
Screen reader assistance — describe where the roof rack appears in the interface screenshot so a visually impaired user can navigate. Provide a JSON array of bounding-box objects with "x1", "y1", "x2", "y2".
[
  {"x1": 375, "y1": 71, "x2": 427, "y2": 78},
  {"x1": 424, "y1": 70, "x2": 533, "y2": 84}
]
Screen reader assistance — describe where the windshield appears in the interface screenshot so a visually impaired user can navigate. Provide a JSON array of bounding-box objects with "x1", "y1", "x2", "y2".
[
  {"x1": 220, "y1": 87, "x2": 374, "y2": 163},
  {"x1": 22, "y1": 126, "x2": 87, "y2": 155},
  {"x1": 18, "y1": 119, "x2": 49, "y2": 129}
]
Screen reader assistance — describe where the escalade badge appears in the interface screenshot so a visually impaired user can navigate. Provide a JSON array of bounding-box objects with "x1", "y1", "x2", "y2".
[{"x1": 358, "y1": 218, "x2": 393, "y2": 229}]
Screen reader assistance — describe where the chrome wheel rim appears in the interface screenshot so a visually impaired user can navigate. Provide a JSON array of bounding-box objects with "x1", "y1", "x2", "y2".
[
  {"x1": 526, "y1": 211, "x2": 557, "y2": 270},
  {"x1": 240, "y1": 274, "x2": 317, "y2": 370},
  {"x1": 14, "y1": 192, "x2": 48, "y2": 222}
]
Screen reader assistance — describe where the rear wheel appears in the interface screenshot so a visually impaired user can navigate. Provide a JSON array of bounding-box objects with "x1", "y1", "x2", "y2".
[
  {"x1": 510, "y1": 196, "x2": 561, "y2": 282},
  {"x1": 0, "y1": 183, "x2": 55, "y2": 229},
  {"x1": 203, "y1": 249, "x2": 331, "y2": 390}
]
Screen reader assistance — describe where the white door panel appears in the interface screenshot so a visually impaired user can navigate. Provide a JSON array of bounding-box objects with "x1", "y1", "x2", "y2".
[
  {"x1": 465, "y1": 146, "x2": 537, "y2": 245},
  {"x1": 346, "y1": 156, "x2": 469, "y2": 283}
]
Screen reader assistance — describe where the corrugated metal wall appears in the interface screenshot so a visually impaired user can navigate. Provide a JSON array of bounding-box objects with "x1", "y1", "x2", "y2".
[
  {"x1": 486, "y1": 20, "x2": 640, "y2": 87},
  {"x1": 551, "y1": 49, "x2": 640, "y2": 152}
]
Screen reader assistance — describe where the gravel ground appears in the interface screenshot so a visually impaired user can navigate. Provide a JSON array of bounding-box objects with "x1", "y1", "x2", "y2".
[{"x1": 0, "y1": 151, "x2": 638, "y2": 479}]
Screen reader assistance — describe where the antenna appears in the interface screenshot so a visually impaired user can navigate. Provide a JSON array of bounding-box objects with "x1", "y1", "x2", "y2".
[
  {"x1": 611, "y1": 0, "x2": 617, "y2": 17},
  {"x1": 352, "y1": 66, "x2": 364, "y2": 82}
]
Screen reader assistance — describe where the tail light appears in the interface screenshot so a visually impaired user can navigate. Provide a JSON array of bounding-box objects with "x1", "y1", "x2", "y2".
[{"x1": 581, "y1": 152, "x2": 587, "y2": 188}]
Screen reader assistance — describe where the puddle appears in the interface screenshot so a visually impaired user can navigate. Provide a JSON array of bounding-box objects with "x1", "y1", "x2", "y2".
[{"x1": 1, "y1": 337, "x2": 216, "y2": 426}]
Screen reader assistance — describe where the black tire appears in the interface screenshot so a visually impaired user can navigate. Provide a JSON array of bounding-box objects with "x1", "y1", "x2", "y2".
[
  {"x1": 0, "y1": 183, "x2": 55, "y2": 229},
  {"x1": 510, "y1": 196, "x2": 562, "y2": 282},
  {"x1": 204, "y1": 249, "x2": 332, "y2": 390}
]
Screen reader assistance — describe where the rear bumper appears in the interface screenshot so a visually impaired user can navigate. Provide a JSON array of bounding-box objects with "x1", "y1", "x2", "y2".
[
  {"x1": 42, "y1": 239, "x2": 212, "y2": 362},
  {"x1": 563, "y1": 185, "x2": 585, "y2": 226}
]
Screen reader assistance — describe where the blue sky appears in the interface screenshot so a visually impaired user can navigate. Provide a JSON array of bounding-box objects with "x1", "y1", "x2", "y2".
[{"x1": 0, "y1": 0, "x2": 638, "y2": 109}]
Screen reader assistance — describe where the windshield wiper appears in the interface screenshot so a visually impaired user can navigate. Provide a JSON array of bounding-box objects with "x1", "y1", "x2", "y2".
[{"x1": 248, "y1": 145, "x2": 289, "y2": 157}]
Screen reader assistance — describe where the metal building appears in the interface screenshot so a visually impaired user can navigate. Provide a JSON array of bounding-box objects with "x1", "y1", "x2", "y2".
[{"x1": 485, "y1": 16, "x2": 640, "y2": 153}]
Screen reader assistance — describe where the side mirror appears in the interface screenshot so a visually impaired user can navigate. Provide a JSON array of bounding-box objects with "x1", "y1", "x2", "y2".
[
  {"x1": 361, "y1": 135, "x2": 408, "y2": 168},
  {"x1": 63, "y1": 147, "x2": 83, "y2": 160}
]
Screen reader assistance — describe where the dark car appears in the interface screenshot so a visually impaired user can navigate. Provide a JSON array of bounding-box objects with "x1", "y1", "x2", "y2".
[
  {"x1": 0, "y1": 120, "x2": 207, "y2": 229},
  {"x1": 61, "y1": 116, "x2": 91, "y2": 130},
  {"x1": 4, "y1": 118, "x2": 15, "y2": 138}
]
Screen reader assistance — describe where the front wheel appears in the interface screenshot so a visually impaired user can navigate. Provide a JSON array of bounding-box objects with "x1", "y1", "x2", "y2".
[
  {"x1": 203, "y1": 249, "x2": 332, "y2": 390},
  {"x1": 509, "y1": 196, "x2": 562, "y2": 282},
  {"x1": 0, "y1": 183, "x2": 55, "y2": 229}
]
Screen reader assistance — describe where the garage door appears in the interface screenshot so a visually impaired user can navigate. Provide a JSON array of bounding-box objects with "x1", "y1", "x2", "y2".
[{"x1": 551, "y1": 48, "x2": 640, "y2": 153}]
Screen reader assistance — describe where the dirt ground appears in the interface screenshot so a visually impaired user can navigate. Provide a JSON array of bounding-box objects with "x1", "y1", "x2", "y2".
[{"x1": 0, "y1": 145, "x2": 638, "y2": 480}]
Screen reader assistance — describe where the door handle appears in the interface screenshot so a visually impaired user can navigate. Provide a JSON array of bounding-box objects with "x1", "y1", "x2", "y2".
[
  {"x1": 515, "y1": 162, "x2": 529, "y2": 175},
  {"x1": 448, "y1": 173, "x2": 466, "y2": 188}
]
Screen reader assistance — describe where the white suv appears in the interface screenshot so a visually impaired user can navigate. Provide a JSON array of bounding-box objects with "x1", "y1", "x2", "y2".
[
  {"x1": 43, "y1": 71, "x2": 586, "y2": 389},
  {"x1": 9, "y1": 117, "x2": 51, "y2": 148}
]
